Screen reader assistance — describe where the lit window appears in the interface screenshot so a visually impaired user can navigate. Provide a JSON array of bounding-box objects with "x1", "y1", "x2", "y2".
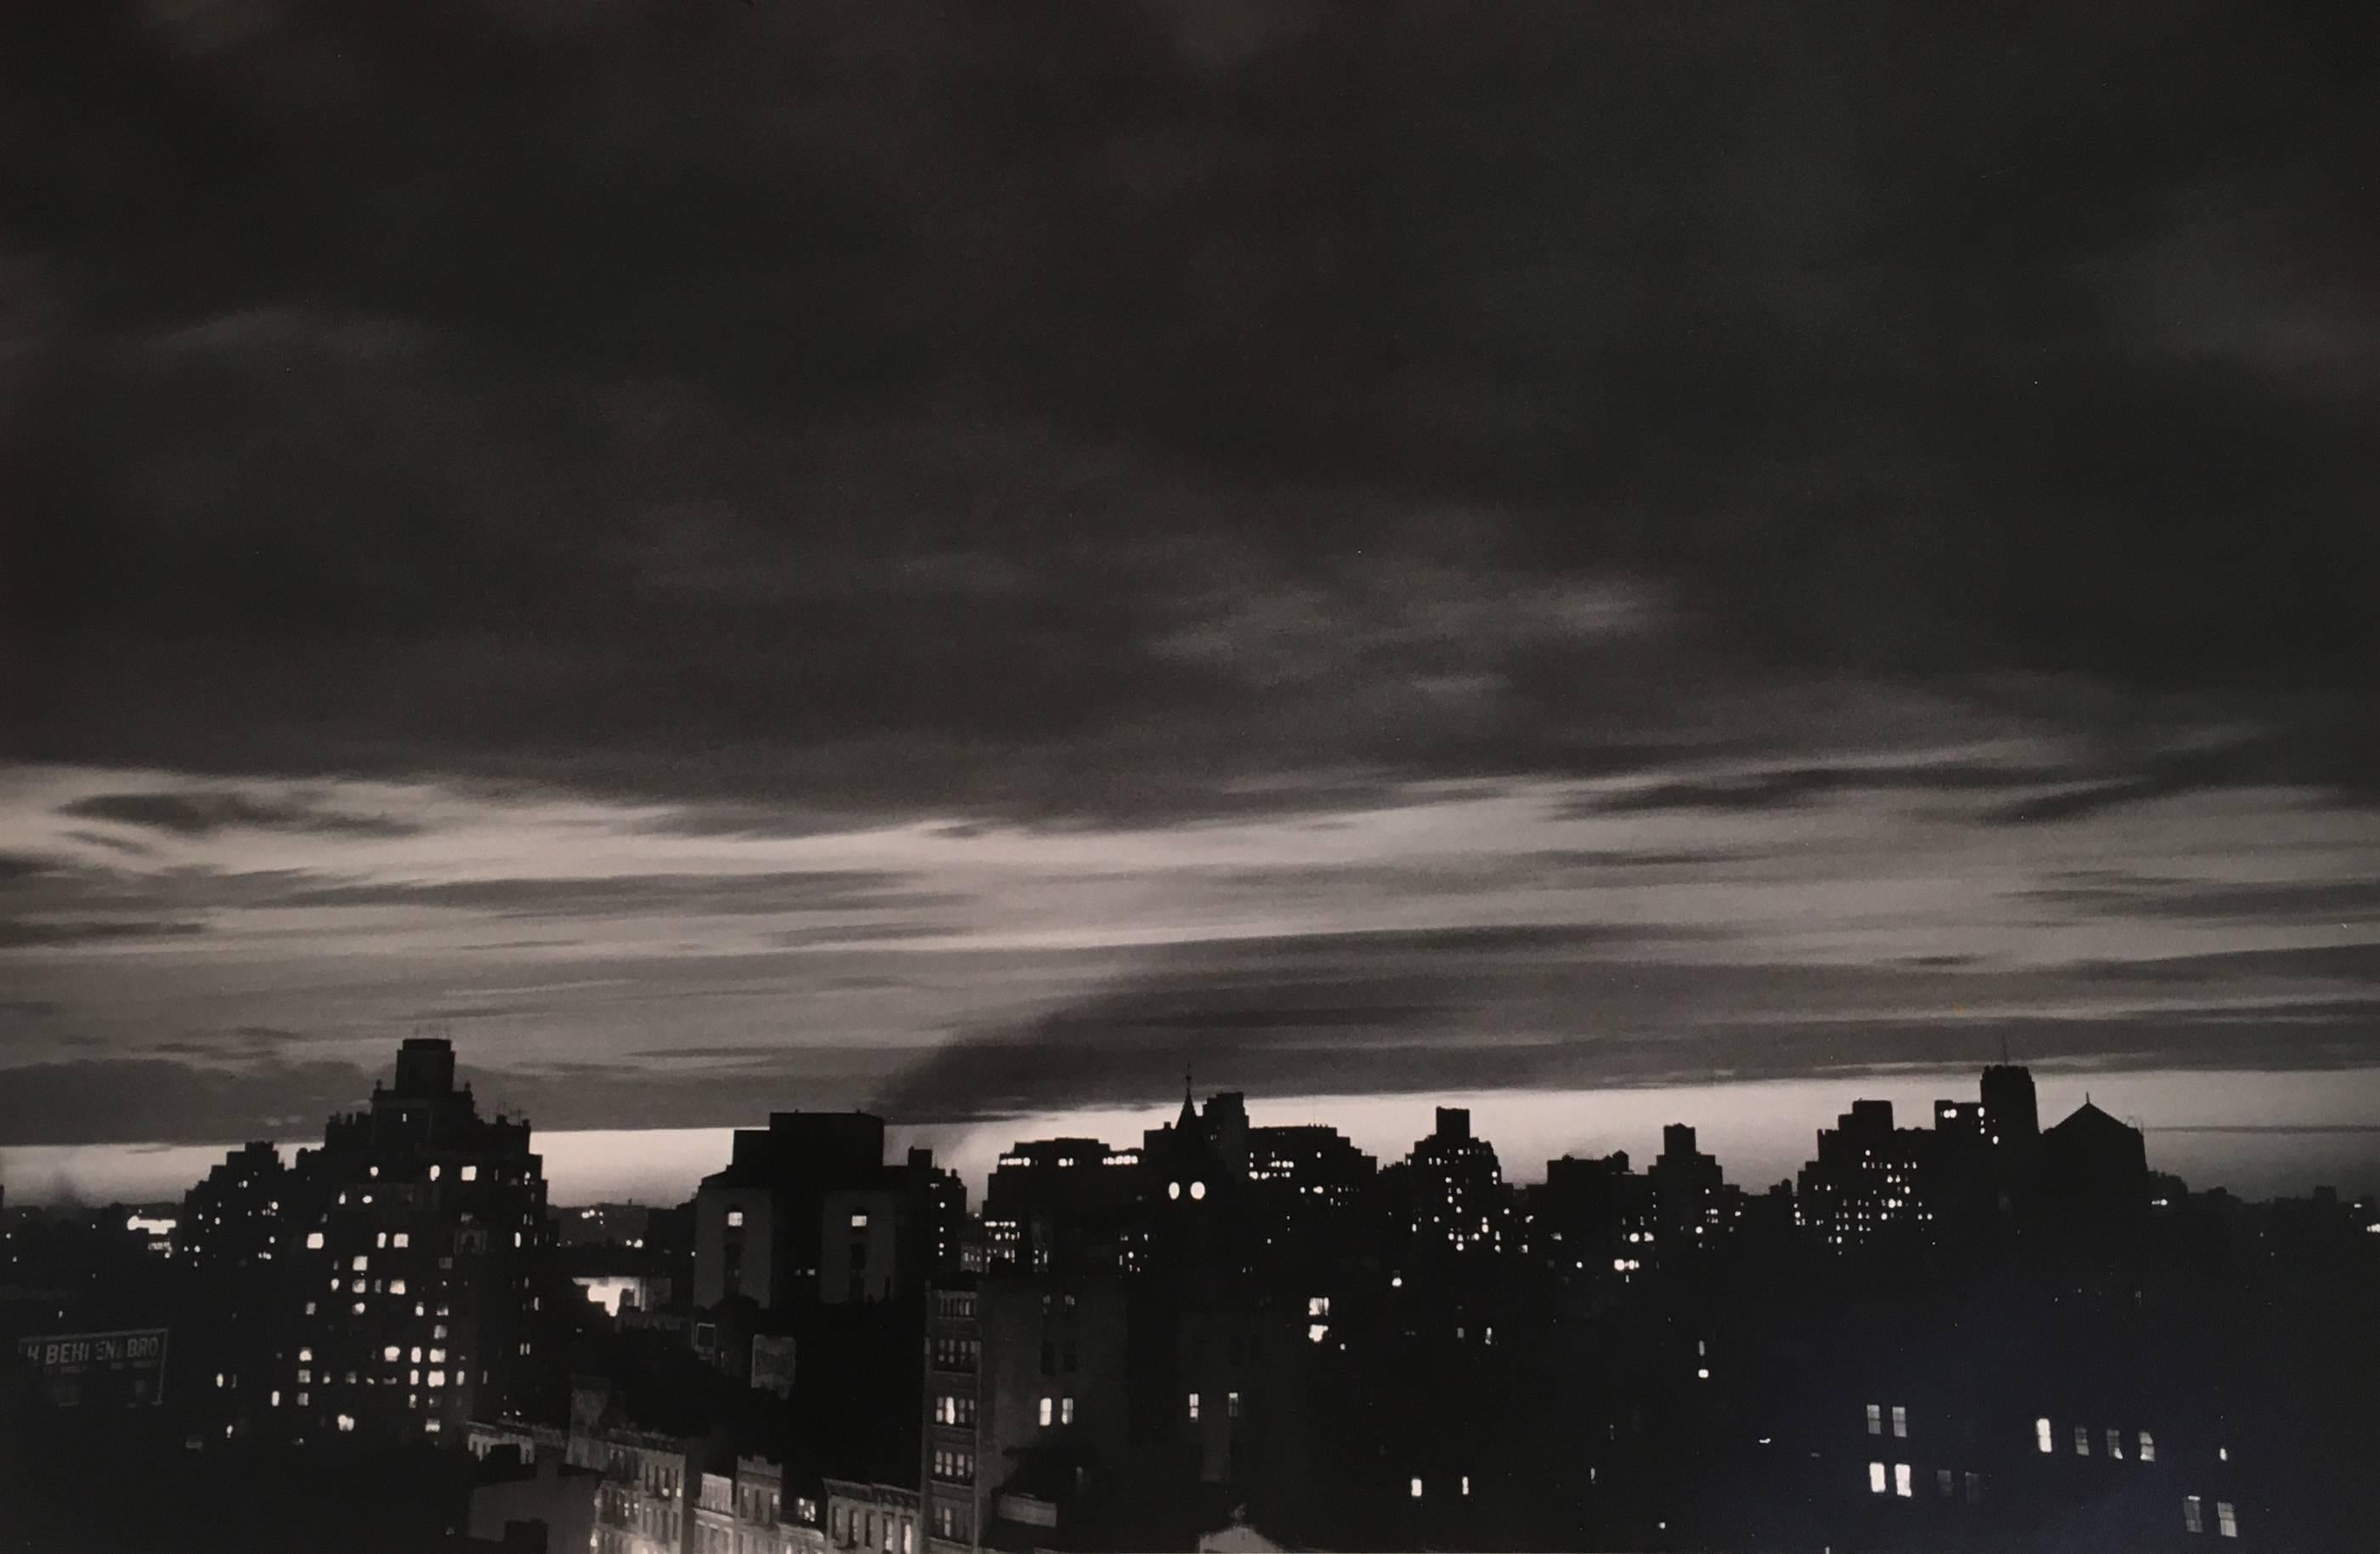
[
  {"x1": 2184, "y1": 1497, "x2": 2204, "y2": 1534},
  {"x1": 1040, "y1": 1397, "x2": 1053, "y2": 1427},
  {"x1": 1061, "y1": 1397, "x2": 1074, "y2": 1425},
  {"x1": 1964, "y1": 1471, "x2": 1980, "y2": 1504},
  {"x1": 1408, "y1": 1477, "x2": 1423, "y2": 1500},
  {"x1": 1894, "y1": 1463, "x2": 1912, "y2": 1498},
  {"x1": 389, "y1": 1279, "x2": 406, "y2": 1295},
  {"x1": 1461, "y1": 1476, "x2": 1471, "y2": 1497},
  {"x1": 307, "y1": 1232, "x2": 325, "y2": 1250},
  {"x1": 1891, "y1": 1404, "x2": 1907, "y2": 1438},
  {"x1": 851, "y1": 1211, "x2": 870, "y2": 1229},
  {"x1": 1187, "y1": 1392, "x2": 1200, "y2": 1421},
  {"x1": 460, "y1": 1166, "x2": 477, "y2": 1182},
  {"x1": 1868, "y1": 1462, "x2": 1887, "y2": 1494},
  {"x1": 2075, "y1": 1425, "x2": 2089, "y2": 1456},
  {"x1": 393, "y1": 1233, "x2": 407, "y2": 1248},
  {"x1": 428, "y1": 1370, "x2": 446, "y2": 1387},
  {"x1": 353, "y1": 1255, "x2": 369, "y2": 1271},
  {"x1": 2139, "y1": 1431, "x2": 2156, "y2": 1462},
  {"x1": 2037, "y1": 1417, "x2": 2054, "y2": 1453},
  {"x1": 1935, "y1": 1468, "x2": 1952, "y2": 1497},
  {"x1": 382, "y1": 1346, "x2": 400, "y2": 1362},
  {"x1": 1308, "y1": 1296, "x2": 1330, "y2": 1318},
  {"x1": 2107, "y1": 1429, "x2": 2124, "y2": 1459},
  {"x1": 1308, "y1": 1324, "x2": 1329, "y2": 1344},
  {"x1": 298, "y1": 1348, "x2": 312, "y2": 1363},
  {"x1": 428, "y1": 1166, "x2": 440, "y2": 1181},
  {"x1": 2216, "y1": 1502, "x2": 2236, "y2": 1538},
  {"x1": 1227, "y1": 1391, "x2": 1241, "y2": 1418},
  {"x1": 1190, "y1": 1181, "x2": 1206, "y2": 1200},
  {"x1": 1168, "y1": 1182, "x2": 1181, "y2": 1201},
  {"x1": 1867, "y1": 1404, "x2": 1883, "y2": 1436},
  {"x1": 337, "y1": 1414, "x2": 355, "y2": 1433}
]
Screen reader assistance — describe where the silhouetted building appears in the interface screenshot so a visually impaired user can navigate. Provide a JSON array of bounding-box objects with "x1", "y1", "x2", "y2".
[
  {"x1": 178, "y1": 1143, "x2": 287, "y2": 1275},
  {"x1": 690, "y1": 1117, "x2": 957, "y2": 1319},
  {"x1": 980, "y1": 1141, "x2": 1141, "y2": 1276},
  {"x1": 1796, "y1": 1099, "x2": 1935, "y2": 1254},
  {"x1": 1981, "y1": 1063, "x2": 2041, "y2": 1151},
  {"x1": 1405, "y1": 1109, "x2": 1514, "y2": 1259},
  {"x1": 279, "y1": 1035, "x2": 553, "y2": 1445},
  {"x1": 1536, "y1": 1151, "x2": 1658, "y2": 1296},
  {"x1": 1244, "y1": 1125, "x2": 1379, "y2": 1292},
  {"x1": 2021, "y1": 1100, "x2": 2150, "y2": 1245},
  {"x1": 178, "y1": 1141, "x2": 292, "y2": 1444}
]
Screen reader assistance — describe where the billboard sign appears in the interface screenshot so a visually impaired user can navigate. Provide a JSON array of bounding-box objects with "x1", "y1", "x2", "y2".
[{"x1": 14, "y1": 1328, "x2": 170, "y2": 1408}]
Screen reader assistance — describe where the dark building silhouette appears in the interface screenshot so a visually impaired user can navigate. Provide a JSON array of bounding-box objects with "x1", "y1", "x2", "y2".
[
  {"x1": 1796, "y1": 1099, "x2": 1936, "y2": 1253},
  {"x1": 178, "y1": 1142, "x2": 287, "y2": 1276},
  {"x1": 979, "y1": 1140, "x2": 1142, "y2": 1276},
  {"x1": 2021, "y1": 1099, "x2": 2150, "y2": 1245},
  {"x1": 279, "y1": 1035, "x2": 553, "y2": 1445},
  {"x1": 1404, "y1": 1108, "x2": 1516, "y2": 1261},
  {"x1": 176, "y1": 1141, "x2": 292, "y2": 1446},
  {"x1": 693, "y1": 1114, "x2": 960, "y2": 1316},
  {"x1": 1981, "y1": 1063, "x2": 2042, "y2": 1150}
]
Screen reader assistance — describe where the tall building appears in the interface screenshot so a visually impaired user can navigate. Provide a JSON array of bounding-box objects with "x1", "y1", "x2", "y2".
[
  {"x1": 280, "y1": 1035, "x2": 552, "y2": 1444},
  {"x1": 980, "y1": 1139, "x2": 1142, "y2": 1275},
  {"x1": 694, "y1": 1114, "x2": 955, "y2": 1313},
  {"x1": 1140, "y1": 1090, "x2": 1253, "y2": 1296},
  {"x1": 1536, "y1": 1151, "x2": 1658, "y2": 1292},
  {"x1": 178, "y1": 1141, "x2": 287, "y2": 1275},
  {"x1": 1646, "y1": 1124, "x2": 1734, "y2": 1246},
  {"x1": 2020, "y1": 1100, "x2": 2150, "y2": 1243},
  {"x1": 922, "y1": 1281, "x2": 985, "y2": 1554},
  {"x1": 1244, "y1": 1124, "x2": 1379, "y2": 1291},
  {"x1": 1980, "y1": 1065, "x2": 2041, "y2": 1151},
  {"x1": 178, "y1": 1140, "x2": 292, "y2": 1444},
  {"x1": 1795, "y1": 1100, "x2": 1935, "y2": 1253},
  {"x1": 1405, "y1": 1109, "x2": 1514, "y2": 1259}
]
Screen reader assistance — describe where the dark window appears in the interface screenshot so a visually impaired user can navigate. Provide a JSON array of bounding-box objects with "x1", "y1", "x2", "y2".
[{"x1": 1040, "y1": 1341, "x2": 1056, "y2": 1375}]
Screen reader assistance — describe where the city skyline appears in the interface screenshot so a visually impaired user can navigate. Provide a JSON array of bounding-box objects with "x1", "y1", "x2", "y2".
[
  {"x1": 6, "y1": 2, "x2": 2377, "y2": 1195},
  {"x1": 7, "y1": 1049, "x2": 2372, "y2": 1211}
]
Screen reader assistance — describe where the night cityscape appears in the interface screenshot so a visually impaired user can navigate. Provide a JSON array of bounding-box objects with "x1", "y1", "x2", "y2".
[
  {"x1": 3, "y1": 1034, "x2": 2375, "y2": 1551},
  {"x1": 5, "y1": 0, "x2": 2378, "y2": 1550}
]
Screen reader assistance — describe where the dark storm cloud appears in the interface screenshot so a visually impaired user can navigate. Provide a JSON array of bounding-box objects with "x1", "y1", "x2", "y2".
[
  {"x1": 1583, "y1": 759, "x2": 2066, "y2": 816},
  {"x1": 0, "y1": 1058, "x2": 373, "y2": 1146},
  {"x1": 59, "y1": 789, "x2": 423, "y2": 838},
  {"x1": 0, "y1": 918, "x2": 207, "y2": 949},
  {"x1": 2026, "y1": 873, "x2": 2380, "y2": 925},
  {"x1": 2082, "y1": 942, "x2": 2380, "y2": 985},
  {"x1": 273, "y1": 869, "x2": 950, "y2": 917},
  {"x1": 5, "y1": 0, "x2": 2374, "y2": 818}
]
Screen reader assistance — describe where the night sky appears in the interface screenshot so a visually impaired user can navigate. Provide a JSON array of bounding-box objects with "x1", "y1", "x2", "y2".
[{"x1": 3, "y1": 1, "x2": 2377, "y2": 1200}]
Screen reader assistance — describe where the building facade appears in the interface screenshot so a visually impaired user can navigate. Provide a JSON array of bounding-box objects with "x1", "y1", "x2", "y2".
[{"x1": 276, "y1": 1035, "x2": 552, "y2": 1445}]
